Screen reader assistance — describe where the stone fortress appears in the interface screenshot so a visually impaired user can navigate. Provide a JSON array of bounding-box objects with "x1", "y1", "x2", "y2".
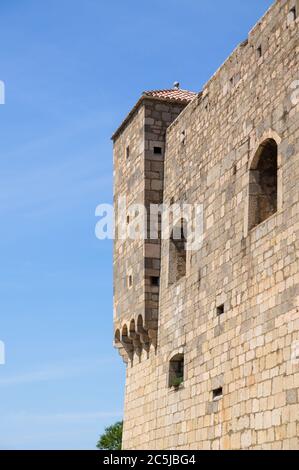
[{"x1": 112, "y1": 0, "x2": 299, "y2": 449}]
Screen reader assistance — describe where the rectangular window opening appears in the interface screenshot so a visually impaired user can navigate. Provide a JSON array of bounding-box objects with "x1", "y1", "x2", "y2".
[
  {"x1": 128, "y1": 275, "x2": 133, "y2": 288},
  {"x1": 213, "y1": 387, "x2": 223, "y2": 400},
  {"x1": 126, "y1": 146, "x2": 130, "y2": 159},
  {"x1": 257, "y1": 45, "x2": 262, "y2": 58},
  {"x1": 169, "y1": 354, "x2": 184, "y2": 389}
]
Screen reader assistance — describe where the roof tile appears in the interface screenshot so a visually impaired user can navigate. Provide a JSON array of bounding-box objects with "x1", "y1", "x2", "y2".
[{"x1": 143, "y1": 88, "x2": 197, "y2": 103}]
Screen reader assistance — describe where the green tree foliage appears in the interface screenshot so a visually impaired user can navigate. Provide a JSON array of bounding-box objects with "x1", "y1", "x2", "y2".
[{"x1": 97, "y1": 421, "x2": 123, "y2": 450}]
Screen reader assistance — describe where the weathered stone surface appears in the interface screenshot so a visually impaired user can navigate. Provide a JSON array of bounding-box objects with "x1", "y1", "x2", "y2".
[{"x1": 113, "y1": 0, "x2": 299, "y2": 450}]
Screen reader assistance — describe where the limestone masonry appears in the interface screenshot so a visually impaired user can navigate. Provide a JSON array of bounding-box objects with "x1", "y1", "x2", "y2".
[{"x1": 112, "y1": 0, "x2": 299, "y2": 449}]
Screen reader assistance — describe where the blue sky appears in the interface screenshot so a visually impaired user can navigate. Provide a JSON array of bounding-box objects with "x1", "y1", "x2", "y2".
[{"x1": 0, "y1": 0, "x2": 273, "y2": 450}]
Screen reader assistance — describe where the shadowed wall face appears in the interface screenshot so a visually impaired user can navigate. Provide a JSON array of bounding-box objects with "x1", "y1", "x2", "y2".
[{"x1": 168, "y1": 220, "x2": 187, "y2": 285}]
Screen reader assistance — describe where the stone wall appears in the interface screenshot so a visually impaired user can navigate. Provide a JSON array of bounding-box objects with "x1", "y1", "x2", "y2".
[
  {"x1": 113, "y1": 99, "x2": 186, "y2": 360},
  {"x1": 121, "y1": 0, "x2": 299, "y2": 449},
  {"x1": 113, "y1": 105, "x2": 145, "y2": 361}
]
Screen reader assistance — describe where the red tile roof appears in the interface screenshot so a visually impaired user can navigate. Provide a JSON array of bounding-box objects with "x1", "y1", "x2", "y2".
[
  {"x1": 112, "y1": 88, "x2": 198, "y2": 140},
  {"x1": 143, "y1": 88, "x2": 197, "y2": 103}
]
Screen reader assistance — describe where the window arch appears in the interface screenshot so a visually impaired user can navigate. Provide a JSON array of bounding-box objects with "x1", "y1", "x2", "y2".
[{"x1": 248, "y1": 138, "x2": 278, "y2": 230}]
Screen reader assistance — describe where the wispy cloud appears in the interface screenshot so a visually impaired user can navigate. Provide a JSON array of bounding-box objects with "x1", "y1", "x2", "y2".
[
  {"x1": 2, "y1": 110, "x2": 114, "y2": 161},
  {"x1": 5, "y1": 410, "x2": 123, "y2": 425},
  {"x1": 0, "y1": 356, "x2": 116, "y2": 386},
  {"x1": 0, "y1": 154, "x2": 111, "y2": 217},
  {"x1": 0, "y1": 109, "x2": 113, "y2": 218},
  {"x1": 0, "y1": 409, "x2": 123, "y2": 450}
]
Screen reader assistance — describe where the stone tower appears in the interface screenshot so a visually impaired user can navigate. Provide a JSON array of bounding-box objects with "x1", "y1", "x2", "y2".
[
  {"x1": 112, "y1": 88, "x2": 196, "y2": 362},
  {"x1": 113, "y1": 0, "x2": 299, "y2": 450}
]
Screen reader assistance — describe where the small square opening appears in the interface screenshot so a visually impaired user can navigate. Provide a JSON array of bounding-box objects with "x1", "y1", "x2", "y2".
[
  {"x1": 150, "y1": 276, "x2": 160, "y2": 287},
  {"x1": 213, "y1": 387, "x2": 223, "y2": 400},
  {"x1": 216, "y1": 304, "x2": 225, "y2": 316},
  {"x1": 154, "y1": 146, "x2": 162, "y2": 155}
]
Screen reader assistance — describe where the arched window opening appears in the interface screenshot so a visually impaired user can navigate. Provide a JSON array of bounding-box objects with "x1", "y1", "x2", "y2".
[
  {"x1": 169, "y1": 354, "x2": 184, "y2": 389},
  {"x1": 248, "y1": 139, "x2": 278, "y2": 230},
  {"x1": 169, "y1": 219, "x2": 187, "y2": 284}
]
